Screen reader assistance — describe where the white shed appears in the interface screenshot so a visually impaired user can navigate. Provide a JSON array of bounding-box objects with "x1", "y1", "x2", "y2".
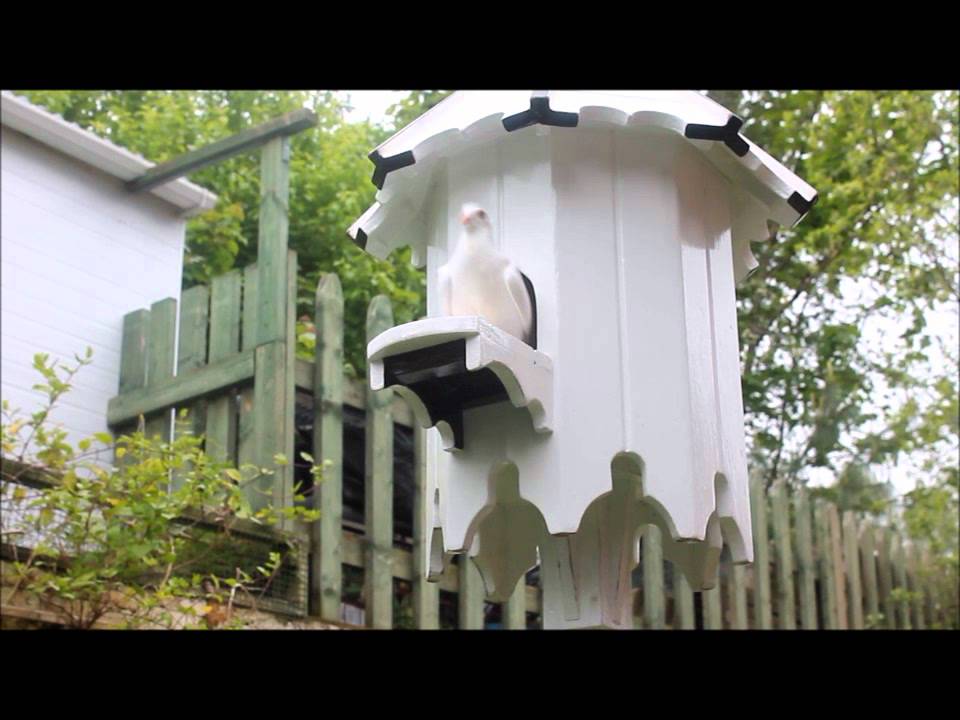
[{"x1": 1, "y1": 91, "x2": 216, "y2": 450}]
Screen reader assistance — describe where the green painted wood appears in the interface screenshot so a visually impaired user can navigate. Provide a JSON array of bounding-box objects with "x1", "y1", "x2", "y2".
[
  {"x1": 675, "y1": 568, "x2": 695, "y2": 630},
  {"x1": 642, "y1": 524, "x2": 665, "y2": 629},
  {"x1": 749, "y1": 473, "x2": 772, "y2": 629},
  {"x1": 237, "y1": 264, "x2": 258, "y2": 469},
  {"x1": 144, "y1": 298, "x2": 177, "y2": 442},
  {"x1": 458, "y1": 555, "x2": 485, "y2": 630},
  {"x1": 311, "y1": 273, "x2": 344, "y2": 623},
  {"x1": 205, "y1": 270, "x2": 241, "y2": 462},
  {"x1": 504, "y1": 578, "x2": 527, "y2": 630},
  {"x1": 827, "y1": 504, "x2": 848, "y2": 629},
  {"x1": 364, "y1": 295, "x2": 395, "y2": 629},
  {"x1": 127, "y1": 108, "x2": 317, "y2": 193},
  {"x1": 172, "y1": 285, "x2": 210, "y2": 490},
  {"x1": 107, "y1": 350, "x2": 255, "y2": 427},
  {"x1": 256, "y1": 137, "x2": 290, "y2": 347},
  {"x1": 891, "y1": 533, "x2": 911, "y2": 629},
  {"x1": 770, "y1": 480, "x2": 796, "y2": 629},
  {"x1": 411, "y1": 423, "x2": 439, "y2": 629},
  {"x1": 876, "y1": 527, "x2": 896, "y2": 629},
  {"x1": 729, "y1": 565, "x2": 749, "y2": 629},
  {"x1": 859, "y1": 525, "x2": 880, "y2": 626},
  {"x1": 116, "y1": 309, "x2": 150, "y2": 461},
  {"x1": 794, "y1": 487, "x2": 818, "y2": 629},
  {"x1": 907, "y1": 543, "x2": 926, "y2": 630},
  {"x1": 119, "y1": 309, "x2": 150, "y2": 394},
  {"x1": 252, "y1": 341, "x2": 288, "y2": 512},
  {"x1": 281, "y1": 250, "x2": 298, "y2": 531},
  {"x1": 842, "y1": 511, "x2": 864, "y2": 629},
  {"x1": 920, "y1": 545, "x2": 938, "y2": 628},
  {"x1": 703, "y1": 584, "x2": 723, "y2": 629},
  {"x1": 814, "y1": 501, "x2": 839, "y2": 629}
]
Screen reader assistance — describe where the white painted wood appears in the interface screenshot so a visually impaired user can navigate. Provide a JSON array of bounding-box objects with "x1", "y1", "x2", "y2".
[
  {"x1": 1, "y1": 126, "x2": 189, "y2": 453},
  {"x1": 356, "y1": 91, "x2": 816, "y2": 628}
]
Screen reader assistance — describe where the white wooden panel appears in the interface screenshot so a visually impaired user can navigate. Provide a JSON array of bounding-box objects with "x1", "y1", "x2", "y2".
[{"x1": 1, "y1": 128, "x2": 187, "y2": 452}]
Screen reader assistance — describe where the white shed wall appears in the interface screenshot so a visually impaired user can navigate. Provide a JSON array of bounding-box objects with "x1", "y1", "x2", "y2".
[{"x1": 1, "y1": 127, "x2": 186, "y2": 449}]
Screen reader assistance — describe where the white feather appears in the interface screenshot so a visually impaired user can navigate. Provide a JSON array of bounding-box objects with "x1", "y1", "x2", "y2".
[{"x1": 439, "y1": 204, "x2": 534, "y2": 345}]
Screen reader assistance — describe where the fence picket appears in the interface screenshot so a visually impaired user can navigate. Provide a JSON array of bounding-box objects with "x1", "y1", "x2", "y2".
[
  {"x1": 643, "y1": 524, "x2": 665, "y2": 629},
  {"x1": 729, "y1": 565, "x2": 748, "y2": 629},
  {"x1": 237, "y1": 264, "x2": 258, "y2": 470},
  {"x1": 675, "y1": 570, "x2": 695, "y2": 629},
  {"x1": 749, "y1": 473, "x2": 772, "y2": 629},
  {"x1": 311, "y1": 273, "x2": 344, "y2": 622},
  {"x1": 703, "y1": 584, "x2": 723, "y2": 629},
  {"x1": 794, "y1": 487, "x2": 818, "y2": 629},
  {"x1": 907, "y1": 543, "x2": 926, "y2": 630},
  {"x1": 145, "y1": 298, "x2": 177, "y2": 443},
  {"x1": 859, "y1": 524, "x2": 880, "y2": 627},
  {"x1": 205, "y1": 270, "x2": 241, "y2": 462},
  {"x1": 814, "y1": 502, "x2": 838, "y2": 629},
  {"x1": 842, "y1": 511, "x2": 864, "y2": 629},
  {"x1": 892, "y1": 533, "x2": 911, "y2": 629},
  {"x1": 172, "y1": 285, "x2": 209, "y2": 489},
  {"x1": 828, "y1": 504, "x2": 848, "y2": 629},
  {"x1": 364, "y1": 295, "x2": 395, "y2": 629},
  {"x1": 504, "y1": 578, "x2": 527, "y2": 630},
  {"x1": 115, "y1": 309, "x2": 150, "y2": 460},
  {"x1": 459, "y1": 555, "x2": 485, "y2": 629},
  {"x1": 770, "y1": 480, "x2": 796, "y2": 629},
  {"x1": 876, "y1": 527, "x2": 896, "y2": 629}
]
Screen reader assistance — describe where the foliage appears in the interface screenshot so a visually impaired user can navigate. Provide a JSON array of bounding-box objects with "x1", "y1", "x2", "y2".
[
  {"x1": 809, "y1": 462, "x2": 894, "y2": 516},
  {"x1": 15, "y1": 90, "x2": 424, "y2": 375},
  {"x1": 0, "y1": 350, "x2": 319, "y2": 629},
  {"x1": 386, "y1": 91, "x2": 452, "y2": 131}
]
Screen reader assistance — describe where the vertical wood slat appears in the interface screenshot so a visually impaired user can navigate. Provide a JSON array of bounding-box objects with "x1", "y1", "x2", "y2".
[
  {"x1": 675, "y1": 570, "x2": 695, "y2": 630},
  {"x1": 281, "y1": 250, "x2": 298, "y2": 528},
  {"x1": 907, "y1": 543, "x2": 926, "y2": 630},
  {"x1": 794, "y1": 487, "x2": 818, "y2": 629},
  {"x1": 365, "y1": 295, "x2": 394, "y2": 629},
  {"x1": 729, "y1": 565, "x2": 749, "y2": 629},
  {"x1": 843, "y1": 511, "x2": 864, "y2": 629},
  {"x1": 891, "y1": 533, "x2": 911, "y2": 629},
  {"x1": 827, "y1": 504, "x2": 848, "y2": 629},
  {"x1": 642, "y1": 524, "x2": 665, "y2": 629},
  {"x1": 770, "y1": 480, "x2": 796, "y2": 629},
  {"x1": 311, "y1": 273, "x2": 344, "y2": 623},
  {"x1": 503, "y1": 578, "x2": 527, "y2": 630},
  {"x1": 814, "y1": 501, "x2": 838, "y2": 629},
  {"x1": 205, "y1": 270, "x2": 241, "y2": 462},
  {"x1": 237, "y1": 264, "x2": 258, "y2": 470},
  {"x1": 458, "y1": 555, "x2": 485, "y2": 630},
  {"x1": 749, "y1": 473, "x2": 772, "y2": 629},
  {"x1": 256, "y1": 137, "x2": 290, "y2": 347},
  {"x1": 115, "y1": 309, "x2": 150, "y2": 460},
  {"x1": 144, "y1": 298, "x2": 177, "y2": 443},
  {"x1": 920, "y1": 546, "x2": 937, "y2": 628},
  {"x1": 876, "y1": 527, "x2": 896, "y2": 629},
  {"x1": 172, "y1": 285, "x2": 209, "y2": 490},
  {"x1": 860, "y1": 525, "x2": 880, "y2": 626},
  {"x1": 703, "y1": 584, "x2": 723, "y2": 629},
  {"x1": 411, "y1": 424, "x2": 439, "y2": 629}
]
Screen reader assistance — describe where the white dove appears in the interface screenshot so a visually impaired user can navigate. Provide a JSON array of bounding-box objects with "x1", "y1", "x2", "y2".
[{"x1": 438, "y1": 203, "x2": 535, "y2": 346}]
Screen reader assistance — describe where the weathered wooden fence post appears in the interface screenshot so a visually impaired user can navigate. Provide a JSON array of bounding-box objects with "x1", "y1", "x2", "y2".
[
  {"x1": 365, "y1": 295, "x2": 395, "y2": 629},
  {"x1": 827, "y1": 504, "x2": 848, "y2": 629},
  {"x1": 729, "y1": 565, "x2": 749, "y2": 629},
  {"x1": 814, "y1": 501, "x2": 839, "y2": 629},
  {"x1": 311, "y1": 273, "x2": 344, "y2": 622},
  {"x1": 459, "y1": 556, "x2": 485, "y2": 629},
  {"x1": 843, "y1": 511, "x2": 864, "y2": 629},
  {"x1": 412, "y1": 424, "x2": 439, "y2": 629},
  {"x1": 892, "y1": 533, "x2": 911, "y2": 629},
  {"x1": 750, "y1": 473, "x2": 772, "y2": 629},
  {"x1": 794, "y1": 487, "x2": 818, "y2": 629},
  {"x1": 205, "y1": 270, "x2": 242, "y2": 462},
  {"x1": 145, "y1": 298, "x2": 177, "y2": 443},
  {"x1": 876, "y1": 526, "x2": 896, "y2": 628},
  {"x1": 675, "y1": 570, "x2": 696, "y2": 629},
  {"x1": 860, "y1": 524, "x2": 880, "y2": 626},
  {"x1": 770, "y1": 479, "x2": 796, "y2": 629},
  {"x1": 642, "y1": 525, "x2": 666, "y2": 629}
]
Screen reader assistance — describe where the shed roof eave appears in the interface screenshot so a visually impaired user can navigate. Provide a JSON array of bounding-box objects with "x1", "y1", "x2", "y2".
[{"x1": 1, "y1": 91, "x2": 218, "y2": 216}]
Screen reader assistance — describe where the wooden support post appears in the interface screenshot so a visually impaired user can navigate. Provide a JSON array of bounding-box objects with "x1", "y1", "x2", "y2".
[
  {"x1": 311, "y1": 273, "x2": 344, "y2": 623},
  {"x1": 750, "y1": 473, "x2": 772, "y2": 629},
  {"x1": 794, "y1": 487, "x2": 818, "y2": 629},
  {"x1": 814, "y1": 501, "x2": 838, "y2": 629},
  {"x1": 770, "y1": 480, "x2": 796, "y2": 629},
  {"x1": 205, "y1": 270, "x2": 242, "y2": 462},
  {"x1": 256, "y1": 138, "x2": 290, "y2": 348},
  {"x1": 828, "y1": 504, "x2": 848, "y2": 629},
  {"x1": 365, "y1": 295, "x2": 395, "y2": 629},
  {"x1": 144, "y1": 298, "x2": 177, "y2": 443},
  {"x1": 642, "y1": 524, "x2": 665, "y2": 629},
  {"x1": 860, "y1": 524, "x2": 880, "y2": 627},
  {"x1": 675, "y1": 568, "x2": 696, "y2": 630},
  {"x1": 458, "y1": 555, "x2": 485, "y2": 630},
  {"x1": 412, "y1": 424, "x2": 439, "y2": 629}
]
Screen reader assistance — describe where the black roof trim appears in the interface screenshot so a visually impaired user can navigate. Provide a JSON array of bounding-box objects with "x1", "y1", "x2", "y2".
[
  {"x1": 788, "y1": 191, "x2": 819, "y2": 222},
  {"x1": 354, "y1": 227, "x2": 367, "y2": 250},
  {"x1": 502, "y1": 96, "x2": 579, "y2": 133},
  {"x1": 369, "y1": 149, "x2": 416, "y2": 190},
  {"x1": 684, "y1": 115, "x2": 749, "y2": 157}
]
